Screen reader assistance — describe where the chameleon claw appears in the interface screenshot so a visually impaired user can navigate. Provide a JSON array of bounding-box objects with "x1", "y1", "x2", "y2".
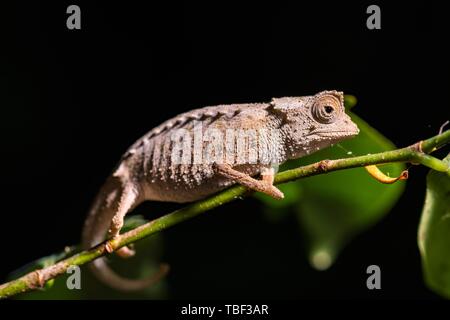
[
  {"x1": 105, "y1": 241, "x2": 115, "y2": 254},
  {"x1": 33, "y1": 270, "x2": 45, "y2": 288},
  {"x1": 267, "y1": 185, "x2": 284, "y2": 200}
]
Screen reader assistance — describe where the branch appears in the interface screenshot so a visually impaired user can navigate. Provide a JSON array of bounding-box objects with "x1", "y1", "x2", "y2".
[{"x1": 1, "y1": 130, "x2": 449, "y2": 299}]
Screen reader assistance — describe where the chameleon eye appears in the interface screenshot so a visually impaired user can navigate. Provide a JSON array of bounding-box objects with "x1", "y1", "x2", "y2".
[
  {"x1": 311, "y1": 95, "x2": 342, "y2": 124},
  {"x1": 324, "y1": 105, "x2": 334, "y2": 114}
]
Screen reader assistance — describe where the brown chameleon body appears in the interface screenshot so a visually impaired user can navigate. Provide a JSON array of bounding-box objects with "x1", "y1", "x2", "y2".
[
  {"x1": 82, "y1": 90, "x2": 359, "y2": 291},
  {"x1": 120, "y1": 103, "x2": 283, "y2": 203}
]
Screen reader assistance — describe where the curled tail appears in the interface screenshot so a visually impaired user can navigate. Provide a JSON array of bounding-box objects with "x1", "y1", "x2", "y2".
[
  {"x1": 88, "y1": 258, "x2": 169, "y2": 292},
  {"x1": 82, "y1": 174, "x2": 169, "y2": 291}
]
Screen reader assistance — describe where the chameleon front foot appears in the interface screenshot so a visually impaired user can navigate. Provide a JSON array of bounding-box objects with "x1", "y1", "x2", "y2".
[{"x1": 213, "y1": 163, "x2": 284, "y2": 200}]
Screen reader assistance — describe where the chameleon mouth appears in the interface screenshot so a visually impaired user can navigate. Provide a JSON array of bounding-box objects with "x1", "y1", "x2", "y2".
[{"x1": 310, "y1": 128, "x2": 360, "y2": 137}]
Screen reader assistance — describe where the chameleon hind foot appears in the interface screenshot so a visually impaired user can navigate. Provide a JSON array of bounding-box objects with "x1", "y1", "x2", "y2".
[{"x1": 105, "y1": 237, "x2": 136, "y2": 258}]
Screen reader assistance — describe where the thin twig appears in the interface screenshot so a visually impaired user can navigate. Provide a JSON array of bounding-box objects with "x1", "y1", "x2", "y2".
[{"x1": 0, "y1": 130, "x2": 449, "y2": 299}]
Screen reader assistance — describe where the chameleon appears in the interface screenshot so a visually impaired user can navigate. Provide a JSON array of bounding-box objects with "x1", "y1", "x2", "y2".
[{"x1": 81, "y1": 90, "x2": 359, "y2": 291}]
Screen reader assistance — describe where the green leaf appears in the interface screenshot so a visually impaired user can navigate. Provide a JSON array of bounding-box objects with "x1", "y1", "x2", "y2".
[
  {"x1": 418, "y1": 153, "x2": 450, "y2": 299},
  {"x1": 257, "y1": 106, "x2": 405, "y2": 270},
  {"x1": 344, "y1": 94, "x2": 358, "y2": 110}
]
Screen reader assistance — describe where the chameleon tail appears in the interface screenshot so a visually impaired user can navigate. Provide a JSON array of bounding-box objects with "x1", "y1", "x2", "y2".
[
  {"x1": 89, "y1": 259, "x2": 169, "y2": 292},
  {"x1": 82, "y1": 174, "x2": 169, "y2": 291}
]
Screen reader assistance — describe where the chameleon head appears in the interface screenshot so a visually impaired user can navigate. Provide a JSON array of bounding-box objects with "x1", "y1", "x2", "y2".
[{"x1": 271, "y1": 90, "x2": 360, "y2": 159}]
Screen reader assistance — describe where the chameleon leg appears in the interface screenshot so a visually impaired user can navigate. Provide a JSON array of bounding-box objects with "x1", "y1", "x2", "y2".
[
  {"x1": 214, "y1": 163, "x2": 284, "y2": 199},
  {"x1": 107, "y1": 183, "x2": 140, "y2": 258}
]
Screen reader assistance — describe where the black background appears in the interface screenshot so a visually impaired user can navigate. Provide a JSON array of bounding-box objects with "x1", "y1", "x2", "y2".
[{"x1": 1, "y1": 0, "x2": 449, "y2": 299}]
